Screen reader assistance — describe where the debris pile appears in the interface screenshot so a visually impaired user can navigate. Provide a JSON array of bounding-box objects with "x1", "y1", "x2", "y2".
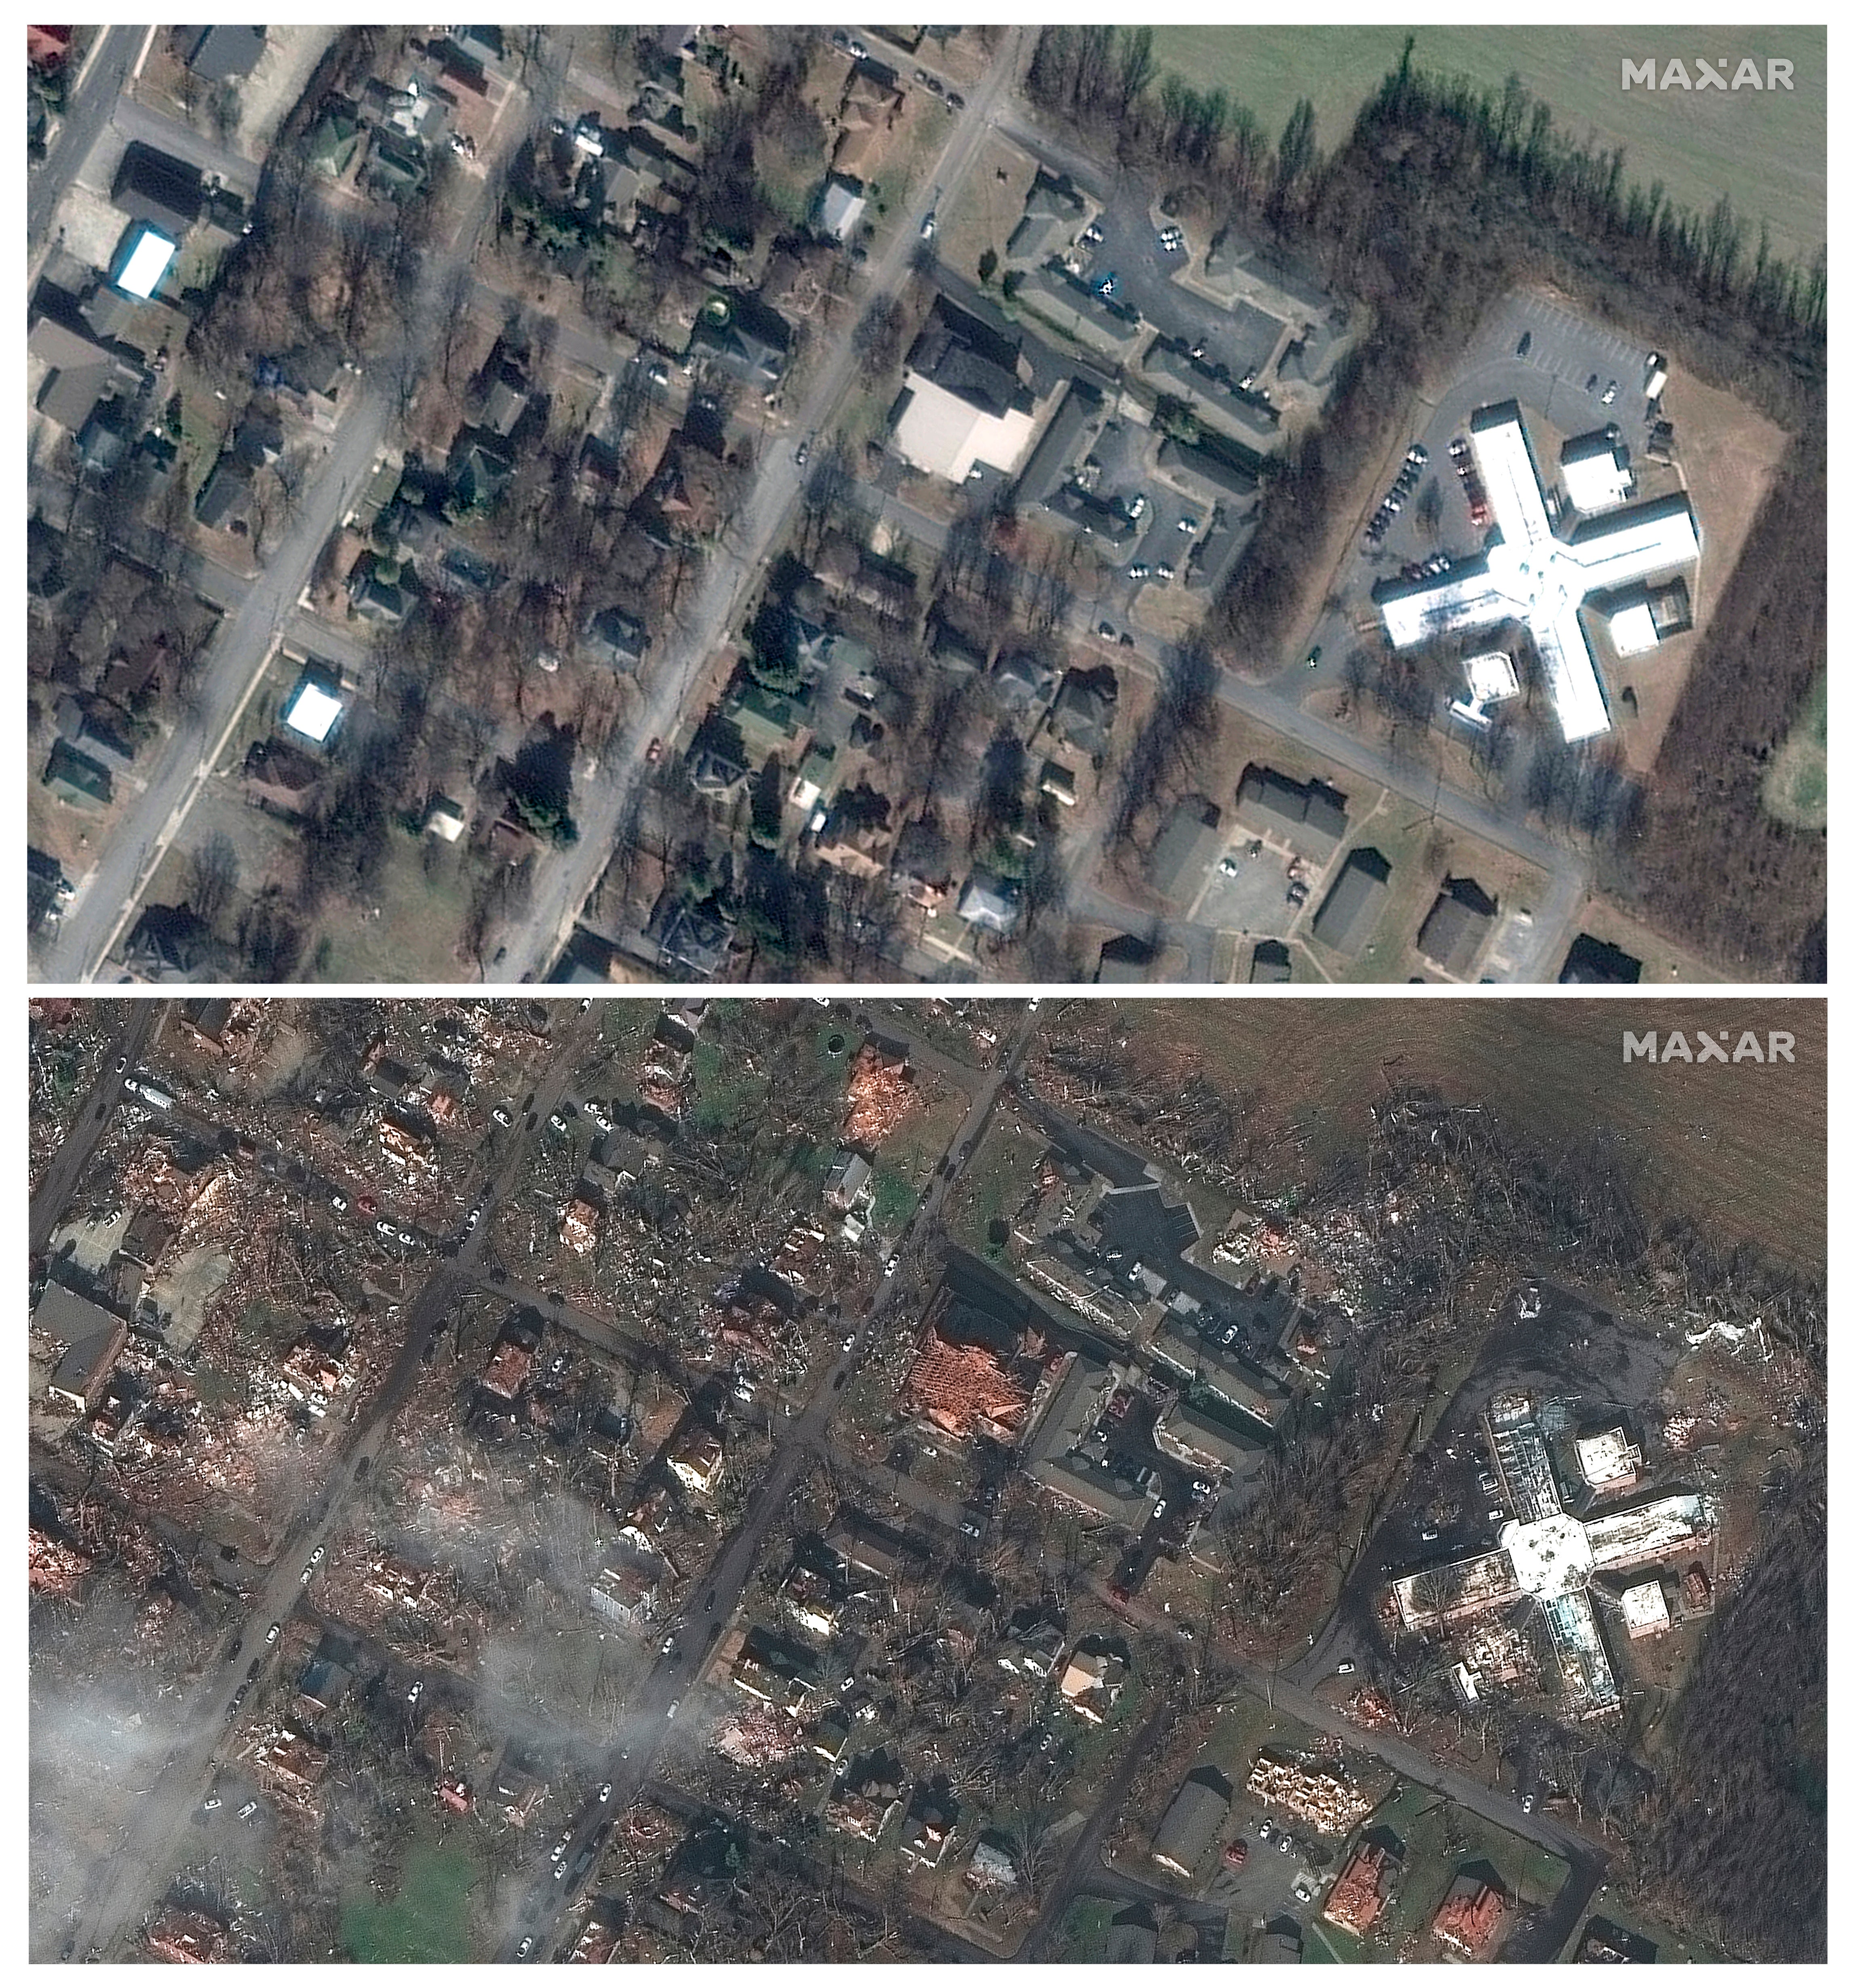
[{"x1": 841, "y1": 1042, "x2": 917, "y2": 1148}]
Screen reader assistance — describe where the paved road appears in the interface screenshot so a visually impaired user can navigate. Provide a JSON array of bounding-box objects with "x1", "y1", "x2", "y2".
[
  {"x1": 28, "y1": 25, "x2": 145, "y2": 249},
  {"x1": 28, "y1": 1003, "x2": 167, "y2": 1255},
  {"x1": 57, "y1": 1009, "x2": 602, "y2": 1961},
  {"x1": 110, "y1": 91, "x2": 263, "y2": 199},
  {"x1": 495, "y1": 29, "x2": 1032, "y2": 983},
  {"x1": 497, "y1": 1004, "x2": 1038, "y2": 1960},
  {"x1": 41, "y1": 89, "x2": 528, "y2": 984}
]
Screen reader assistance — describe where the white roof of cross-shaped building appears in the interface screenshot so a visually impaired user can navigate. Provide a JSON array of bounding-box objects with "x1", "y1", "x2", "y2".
[{"x1": 1377, "y1": 402, "x2": 1699, "y2": 743}]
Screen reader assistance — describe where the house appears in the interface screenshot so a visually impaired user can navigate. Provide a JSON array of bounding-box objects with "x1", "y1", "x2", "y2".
[
  {"x1": 1323, "y1": 1839, "x2": 1395, "y2": 1936},
  {"x1": 145, "y1": 1910, "x2": 229, "y2": 1965},
  {"x1": 111, "y1": 223, "x2": 178, "y2": 301},
  {"x1": 898, "y1": 1784, "x2": 959, "y2": 1869},
  {"x1": 348, "y1": 551, "x2": 413, "y2": 626},
  {"x1": 243, "y1": 735, "x2": 323, "y2": 813},
  {"x1": 997, "y1": 1619, "x2": 1066, "y2": 1680},
  {"x1": 666, "y1": 1427, "x2": 725, "y2": 1494},
  {"x1": 957, "y1": 868, "x2": 1022, "y2": 938},
  {"x1": 1417, "y1": 876, "x2": 1498, "y2": 977},
  {"x1": 42, "y1": 739, "x2": 114, "y2": 811},
  {"x1": 280, "y1": 665, "x2": 346, "y2": 747},
  {"x1": 590, "y1": 1556, "x2": 660, "y2": 1626},
  {"x1": 1234, "y1": 763, "x2": 1348, "y2": 856},
  {"x1": 1153, "y1": 1396, "x2": 1267, "y2": 1475},
  {"x1": 123, "y1": 902, "x2": 215, "y2": 979},
  {"x1": 732, "y1": 1626, "x2": 825, "y2": 1712},
  {"x1": 1248, "y1": 939, "x2": 1292, "y2": 984},
  {"x1": 582, "y1": 606, "x2": 649, "y2": 674},
  {"x1": 817, "y1": 173, "x2": 866, "y2": 240},
  {"x1": 690, "y1": 292, "x2": 791, "y2": 389},
  {"x1": 478, "y1": 353, "x2": 531, "y2": 436},
  {"x1": 28, "y1": 847, "x2": 74, "y2": 933},
  {"x1": 889, "y1": 817, "x2": 955, "y2": 909},
  {"x1": 1311, "y1": 847, "x2": 1392, "y2": 955},
  {"x1": 39, "y1": 1283, "x2": 130, "y2": 1413},
  {"x1": 1104, "y1": 1904, "x2": 1159, "y2": 1964},
  {"x1": 658, "y1": 902, "x2": 733, "y2": 979},
  {"x1": 991, "y1": 647, "x2": 1059, "y2": 712},
  {"x1": 29, "y1": 304, "x2": 146, "y2": 432},
  {"x1": 1432, "y1": 1872, "x2": 1506, "y2": 1956},
  {"x1": 1096, "y1": 933, "x2": 1157, "y2": 983},
  {"x1": 1559, "y1": 933, "x2": 1642, "y2": 984},
  {"x1": 113, "y1": 144, "x2": 203, "y2": 238},
  {"x1": 1147, "y1": 795, "x2": 1221, "y2": 901},
  {"x1": 966, "y1": 1837, "x2": 1019, "y2": 1890},
  {"x1": 1049, "y1": 666, "x2": 1117, "y2": 760},
  {"x1": 194, "y1": 455, "x2": 257, "y2": 533},
  {"x1": 823, "y1": 1148, "x2": 873, "y2": 1212},
  {"x1": 179, "y1": 25, "x2": 266, "y2": 80},
  {"x1": 1006, "y1": 169, "x2": 1087, "y2": 263},
  {"x1": 1058, "y1": 1639, "x2": 1128, "y2": 1724},
  {"x1": 1151, "y1": 1766, "x2": 1232, "y2": 1878}
]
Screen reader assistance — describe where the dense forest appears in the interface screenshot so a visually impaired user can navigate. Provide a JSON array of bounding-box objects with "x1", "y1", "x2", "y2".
[{"x1": 1025, "y1": 28, "x2": 1826, "y2": 980}]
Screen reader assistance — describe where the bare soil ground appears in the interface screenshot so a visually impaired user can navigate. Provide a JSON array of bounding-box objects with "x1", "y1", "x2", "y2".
[{"x1": 1121, "y1": 999, "x2": 1825, "y2": 1269}]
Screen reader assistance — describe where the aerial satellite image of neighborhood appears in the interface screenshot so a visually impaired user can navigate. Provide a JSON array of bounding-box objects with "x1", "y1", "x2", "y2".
[
  {"x1": 25, "y1": 24, "x2": 1826, "y2": 986},
  {"x1": 28, "y1": 994, "x2": 1824, "y2": 1961}
]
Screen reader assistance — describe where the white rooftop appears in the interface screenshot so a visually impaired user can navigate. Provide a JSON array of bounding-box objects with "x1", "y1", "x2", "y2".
[
  {"x1": 1380, "y1": 402, "x2": 1699, "y2": 743},
  {"x1": 281, "y1": 677, "x2": 346, "y2": 744},
  {"x1": 1560, "y1": 436, "x2": 1634, "y2": 515},
  {"x1": 1575, "y1": 1428, "x2": 1642, "y2": 1486},
  {"x1": 893, "y1": 372, "x2": 1037, "y2": 484},
  {"x1": 115, "y1": 225, "x2": 178, "y2": 301},
  {"x1": 1499, "y1": 1511, "x2": 1594, "y2": 1599},
  {"x1": 1606, "y1": 599, "x2": 1660, "y2": 656},
  {"x1": 1619, "y1": 1579, "x2": 1671, "y2": 1637}
]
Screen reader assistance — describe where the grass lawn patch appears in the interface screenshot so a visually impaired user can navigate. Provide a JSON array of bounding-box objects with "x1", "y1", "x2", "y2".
[{"x1": 340, "y1": 1835, "x2": 481, "y2": 1963}]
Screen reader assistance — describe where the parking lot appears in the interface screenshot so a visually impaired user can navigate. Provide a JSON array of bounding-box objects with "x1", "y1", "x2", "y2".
[{"x1": 1190, "y1": 842, "x2": 1297, "y2": 935}]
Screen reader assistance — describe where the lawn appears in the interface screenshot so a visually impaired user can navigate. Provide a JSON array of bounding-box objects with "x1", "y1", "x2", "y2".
[
  {"x1": 1052, "y1": 1894, "x2": 1116, "y2": 1962},
  {"x1": 1148, "y1": 26, "x2": 1825, "y2": 259},
  {"x1": 340, "y1": 1836, "x2": 482, "y2": 1963},
  {"x1": 1762, "y1": 666, "x2": 1826, "y2": 830},
  {"x1": 306, "y1": 831, "x2": 476, "y2": 984},
  {"x1": 941, "y1": 1112, "x2": 1046, "y2": 1258},
  {"x1": 1367, "y1": 1780, "x2": 1569, "y2": 1942}
]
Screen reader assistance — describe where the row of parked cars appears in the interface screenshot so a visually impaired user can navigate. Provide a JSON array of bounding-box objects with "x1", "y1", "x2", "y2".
[{"x1": 1364, "y1": 441, "x2": 1428, "y2": 545}]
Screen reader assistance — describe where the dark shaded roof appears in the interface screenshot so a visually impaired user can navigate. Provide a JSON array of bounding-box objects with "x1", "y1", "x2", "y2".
[
  {"x1": 1051, "y1": 665, "x2": 1117, "y2": 758},
  {"x1": 1417, "y1": 876, "x2": 1497, "y2": 974},
  {"x1": 195, "y1": 455, "x2": 255, "y2": 529},
  {"x1": 1236, "y1": 763, "x2": 1350, "y2": 848},
  {"x1": 1248, "y1": 938, "x2": 1292, "y2": 983},
  {"x1": 124, "y1": 903, "x2": 216, "y2": 979},
  {"x1": 1147, "y1": 795, "x2": 1221, "y2": 899},
  {"x1": 1558, "y1": 933, "x2": 1642, "y2": 985},
  {"x1": 43, "y1": 739, "x2": 114, "y2": 808},
  {"x1": 112, "y1": 144, "x2": 203, "y2": 237},
  {"x1": 179, "y1": 25, "x2": 265, "y2": 80},
  {"x1": 907, "y1": 294, "x2": 1030, "y2": 417},
  {"x1": 1014, "y1": 375, "x2": 1099, "y2": 508},
  {"x1": 1157, "y1": 434, "x2": 1263, "y2": 501},
  {"x1": 1096, "y1": 933, "x2": 1156, "y2": 983},
  {"x1": 1151, "y1": 1767, "x2": 1233, "y2": 1876},
  {"x1": 1312, "y1": 847, "x2": 1392, "y2": 954}
]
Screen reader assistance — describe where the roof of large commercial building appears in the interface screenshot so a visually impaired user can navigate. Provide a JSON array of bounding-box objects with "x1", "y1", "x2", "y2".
[{"x1": 1376, "y1": 401, "x2": 1698, "y2": 744}]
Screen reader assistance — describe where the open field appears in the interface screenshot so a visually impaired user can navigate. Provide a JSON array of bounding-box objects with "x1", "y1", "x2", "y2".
[
  {"x1": 1149, "y1": 27, "x2": 1825, "y2": 260},
  {"x1": 1762, "y1": 668, "x2": 1826, "y2": 830},
  {"x1": 340, "y1": 1832, "x2": 481, "y2": 1963},
  {"x1": 1125, "y1": 999, "x2": 1824, "y2": 1269}
]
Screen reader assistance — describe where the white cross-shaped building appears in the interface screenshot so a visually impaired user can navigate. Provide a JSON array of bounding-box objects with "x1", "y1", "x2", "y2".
[{"x1": 1377, "y1": 400, "x2": 1699, "y2": 743}]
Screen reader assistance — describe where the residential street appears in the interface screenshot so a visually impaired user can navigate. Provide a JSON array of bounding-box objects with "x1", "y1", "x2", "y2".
[{"x1": 494, "y1": 30, "x2": 1032, "y2": 983}]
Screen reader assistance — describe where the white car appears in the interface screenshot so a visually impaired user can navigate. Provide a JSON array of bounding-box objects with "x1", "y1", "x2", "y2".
[
  {"x1": 666, "y1": 1699, "x2": 680, "y2": 1719},
  {"x1": 919, "y1": 211, "x2": 937, "y2": 241},
  {"x1": 1218, "y1": 856, "x2": 1240, "y2": 878}
]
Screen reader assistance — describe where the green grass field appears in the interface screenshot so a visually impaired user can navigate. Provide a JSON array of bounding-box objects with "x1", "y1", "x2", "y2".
[
  {"x1": 1762, "y1": 667, "x2": 1826, "y2": 829},
  {"x1": 1149, "y1": 26, "x2": 1825, "y2": 260},
  {"x1": 340, "y1": 1838, "x2": 481, "y2": 1963}
]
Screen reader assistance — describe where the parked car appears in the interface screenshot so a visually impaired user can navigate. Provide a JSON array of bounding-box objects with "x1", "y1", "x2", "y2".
[{"x1": 266, "y1": 1622, "x2": 281, "y2": 1644}]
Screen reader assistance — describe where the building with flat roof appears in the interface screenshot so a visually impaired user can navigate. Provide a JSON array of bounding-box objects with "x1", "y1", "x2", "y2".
[
  {"x1": 1560, "y1": 428, "x2": 1635, "y2": 514},
  {"x1": 891, "y1": 296, "x2": 1040, "y2": 483},
  {"x1": 113, "y1": 223, "x2": 178, "y2": 301},
  {"x1": 281, "y1": 668, "x2": 347, "y2": 746},
  {"x1": 1377, "y1": 401, "x2": 1699, "y2": 742}
]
